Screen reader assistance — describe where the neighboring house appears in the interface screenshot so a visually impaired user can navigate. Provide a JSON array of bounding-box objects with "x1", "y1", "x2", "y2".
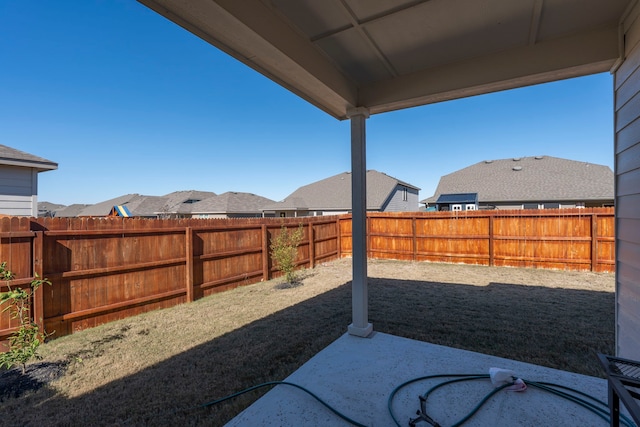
[
  {"x1": 54, "y1": 204, "x2": 92, "y2": 218},
  {"x1": 53, "y1": 194, "x2": 164, "y2": 218},
  {"x1": 132, "y1": 195, "x2": 173, "y2": 218},
  {"x1": 38, "y1": 201, "x2": 66, "y2": 217},
  {"x1": 73, "y1": 194, "x2": 155, "y2": 217},
  {"x1": 262, "y1": 170, "x2": 420, "y2": 217},
  {"x1": 53, "y1": 190, "x2": 272, "y2": 219},
  {"x1": 63, "y1": 191, "x2": 217, "y2": 219},
  {"x1": 155, "y1": 190, "x2": 218, "y2": 218},
  {"x1": 0, "y1": 145, "x2": 57, "y2": 217},
  {"x1": 422, "y1": 156, "x2": 614, "y2": 210},
  {"x1": 434, "y1": 193, "x2": 478, "y2": 212},
  {"x1": 190, "y1": 192, "x2": 275, "y2": 218}
]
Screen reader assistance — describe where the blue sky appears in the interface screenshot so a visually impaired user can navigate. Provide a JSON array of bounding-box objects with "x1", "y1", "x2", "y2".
[{"x1": 1, "y1": 1, "x2": 614, "y2": 206}]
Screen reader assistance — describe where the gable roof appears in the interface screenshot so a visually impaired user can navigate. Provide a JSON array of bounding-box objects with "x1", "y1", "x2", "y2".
[
  {"x1": 422, "y1": 156, "x2": 613, "y2": 205},
  {"x1": 0, "y1": 145, "x2": 57, "y2": 171},
  {"x1": 263, "y1": 170, "x2": 419, "y2": 211}
]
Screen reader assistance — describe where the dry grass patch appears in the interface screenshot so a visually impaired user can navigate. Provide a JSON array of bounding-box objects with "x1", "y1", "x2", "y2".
[{"x1": 0, "y1": 259, "x2": 614, "y2": 426}]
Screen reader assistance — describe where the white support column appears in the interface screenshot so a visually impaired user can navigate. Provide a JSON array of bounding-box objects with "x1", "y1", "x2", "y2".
[{"x1": 347, "y1": 107, "x2": 373, "y2": 338}]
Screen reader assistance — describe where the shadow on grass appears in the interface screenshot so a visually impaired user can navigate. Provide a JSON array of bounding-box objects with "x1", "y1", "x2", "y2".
[{"x1": 0, "y1": 276, "x2": 614, "y2": 426}]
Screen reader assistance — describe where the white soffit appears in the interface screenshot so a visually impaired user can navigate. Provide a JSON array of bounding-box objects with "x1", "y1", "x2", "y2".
[{"x1": 138, "y1": 0, "x2": 632, "y2": 120}]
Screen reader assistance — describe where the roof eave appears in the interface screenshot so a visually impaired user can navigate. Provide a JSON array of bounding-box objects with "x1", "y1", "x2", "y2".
[{"x1": 0, "y1": 158, "x2": 58, "y2": 171}]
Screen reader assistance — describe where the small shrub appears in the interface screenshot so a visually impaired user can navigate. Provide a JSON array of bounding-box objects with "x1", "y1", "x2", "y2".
[
  {"x1": 0, "y1": 262, "x2": 52, "y2": 374},
  {"x1": 270, "y1": 224, "x2": 304, "y2": 284}
]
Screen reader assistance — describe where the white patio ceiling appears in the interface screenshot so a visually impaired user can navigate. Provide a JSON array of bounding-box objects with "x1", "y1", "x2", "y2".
[{"x1": 139, "y1": 0, "x2": 630, "y2": 119}]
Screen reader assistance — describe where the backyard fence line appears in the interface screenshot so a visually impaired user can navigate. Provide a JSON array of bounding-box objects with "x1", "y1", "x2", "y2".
[
  {"x1": 0, "y1": 208, "x2": 614, "y2": 347},
  {"x1": 341, "y1": 207, "x2": 614, "y2": 273}
]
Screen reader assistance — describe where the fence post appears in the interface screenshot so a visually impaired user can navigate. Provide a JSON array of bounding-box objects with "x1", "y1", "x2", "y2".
[
  {"x1": 489, "y1": 213, "x2": 494, "y2": 266},
  {"x1": 591, "y1": 213, "x2": 598, "y2": 272},
  {"x1": 32, "y1": 231, "x2": 44, "y2": 334},
  {"x1": 336, "y1": 217, "x2": 342, "y2": 258},
  {"x1": 185, "y1": 227, "x2": 194, "y2": 302},
  {"x1": 262, "y1": 224, "x2": 270, "y2": 281},
  {"x1": 412, "y1": 216, "x2": 417, "y2": 261},
  {"x1": 309, "y1": 222, "x2": 315, "y2": 269},
  {"x1": 366, "y1": 213, "x2": 370, "y2": 259}
]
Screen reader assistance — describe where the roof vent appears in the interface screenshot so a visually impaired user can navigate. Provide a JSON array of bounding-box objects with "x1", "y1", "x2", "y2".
[
  {"x1": 484, "y1": 160, "x2": 493, "y2": 164},
  {"x1": 513, "y1": 166, "x2": 522, "y2": 171},
  {"x1": 535, "y1": 156, "x2": 544, "y2": 160},
  {"x1": 513, "y1": 157, "x2": 521, "y2": 161}
]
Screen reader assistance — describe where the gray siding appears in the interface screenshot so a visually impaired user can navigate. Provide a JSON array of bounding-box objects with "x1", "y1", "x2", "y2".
[
  {"x1": 615, "y1": 3, "x2": 640, "y2": 359},
  {"x1": 383, "y1": 185, "x2": 419, "y2": 212},
  {"x1": 0, "y1": 166, "x2": 37, "y2": 216}
]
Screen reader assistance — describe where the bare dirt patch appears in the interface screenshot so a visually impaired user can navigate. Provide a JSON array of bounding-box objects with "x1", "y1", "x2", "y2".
[{"x1": 0, "y1": 258, "x2": 614, "y2": 426}]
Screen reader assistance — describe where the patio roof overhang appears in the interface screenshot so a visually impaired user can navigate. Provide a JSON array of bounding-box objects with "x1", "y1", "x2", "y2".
[
  {"x1": 138, "y1": 0, "x2": 628, "y2": 120},
  {"x1": 138, "y1": 0, "x2": 632, "y2": 338}
]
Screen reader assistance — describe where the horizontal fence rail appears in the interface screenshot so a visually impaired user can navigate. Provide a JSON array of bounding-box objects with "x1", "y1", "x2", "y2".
[
  {"x1": 0, "y1": 216, "x2": 341, "y2": 347},
  {"x1": 339, "y1": 208, "x2": 615, "y2": 273},
  {"x1": 0, "y1": 208, "x2": 614, "y2": 347}
]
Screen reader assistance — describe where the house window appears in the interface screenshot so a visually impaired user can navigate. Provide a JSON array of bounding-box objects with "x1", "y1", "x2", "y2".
[
  {"x1": 402, "y1": 187, "x2": 408, "y2": 201},
  {"x1": 452, "y1": 204, "x2": 462, "y2": 211},
  {"x1": 544, "y1": 203, "x2": 560, "y2": 209},
  {"x1": 523, "y1": 203, "x2": 539, "y2": 210}
]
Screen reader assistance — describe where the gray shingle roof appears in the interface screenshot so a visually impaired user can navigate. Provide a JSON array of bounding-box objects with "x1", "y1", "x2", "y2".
[
  {"x1": 160, "y1": 190, "x2": 218, "y2": 214},
  {"x1": 0, "y1": 145, "x2": 57, "y2": 171},
  {"x1": 55, "y1": 190, "x2": 272, "y2": 217},
  {"x1": 54, "y1": 204, "x2": 92, "y2": 217},
  {"x1": 262, "y1": 170, "x2": 420, "y2": 211},
  {"x1": 38, "y1": 201, "x2": 66, "y2": 211},
  {"x1": 38, "y1": 201, "x2": 67, "y2": 217},
  {"x1": 124, "y1": 195, "x2": 168, "y2": 217},
  {"x1": 422, "y1": 156, "x2": 614, "y2": 204},
  {"x1": 77, "y1": 194, "x2": 144, "y2": 217},
  {"x1": 190, "y1": 192, "x2": 275, "y2": 214}
]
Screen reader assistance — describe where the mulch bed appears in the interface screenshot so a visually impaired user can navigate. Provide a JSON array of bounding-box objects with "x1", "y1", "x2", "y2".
[{"x1": 0, "y1": 361, "x2": 68, "y2": 401}]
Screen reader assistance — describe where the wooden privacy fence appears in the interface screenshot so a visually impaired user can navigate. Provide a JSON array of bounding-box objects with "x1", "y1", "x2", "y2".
[
  {"x1": 0, "y1": 208, "x2": 614, "y2": 347},
  {"x1": 0, "y1": 216, "x2": 340, "y2": 349},
  {"x1": 340, "y1": 208, "x2": 615, "y2": 272}
]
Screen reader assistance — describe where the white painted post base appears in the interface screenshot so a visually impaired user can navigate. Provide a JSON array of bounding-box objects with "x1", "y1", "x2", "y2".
[{"x1": 348, "y1": 322, "x2": 373, "y2": 338}]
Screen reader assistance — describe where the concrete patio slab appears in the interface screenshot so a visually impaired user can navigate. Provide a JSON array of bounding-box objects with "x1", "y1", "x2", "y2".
[{"x1": 225, "y1": 332, "x2": 621, "y2": 427}]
